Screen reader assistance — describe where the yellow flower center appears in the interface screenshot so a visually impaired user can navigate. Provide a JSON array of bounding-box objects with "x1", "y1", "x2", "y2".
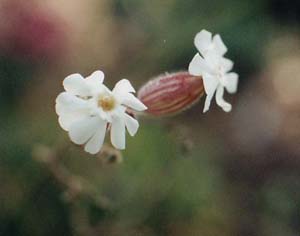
[{"x1": 98, "y1": 95, "x2": 116, "y2": 111}]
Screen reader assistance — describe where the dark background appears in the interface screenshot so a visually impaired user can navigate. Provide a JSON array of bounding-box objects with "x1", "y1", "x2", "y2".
[{"x1": 0, "y1": 0, "x2": 300, "y2": 235}]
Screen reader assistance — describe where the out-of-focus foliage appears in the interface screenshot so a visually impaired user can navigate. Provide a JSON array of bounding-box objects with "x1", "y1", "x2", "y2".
[{"x1": 1, "y1": 0, "x2": 300, "y2": 235}]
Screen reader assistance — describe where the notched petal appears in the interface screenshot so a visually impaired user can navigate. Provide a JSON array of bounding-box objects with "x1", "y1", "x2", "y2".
[
  {"x1": 121, "y1": 93, "x2": 147, "y2": 111},
  {"x1": 212, "y1": 34, "x2": 227, "y2": 56},
  {"x1": 194, "y1": 29, "x2": 213, "y2": 56},
  {"x1": 215, "y1": 86, "x2": 232, "y2": 112},
  {"x1": 63, "y1": 74, "x2": 91, "y2": 96},
  {"x1": 225, "y1": 72, "x2": 239, "y2": 94},
  {"x1": 68, "y1": 117, "x2": 100, "y2": 145},
  {"x1": 113, "y1": 79, "x2": 135, "y2": 95},
  {"x1": 84, "y1": 119, "x2": 107, "y2": 154},
  {"x1": 110, "y1": 117, "x2": 126, "y2": 150},
  {"x1": 188, "y1": 53, "x2": 210, "y2": 76},
  {"x1": 124, "y1": 113, "x2": 139, "y2": 136}
]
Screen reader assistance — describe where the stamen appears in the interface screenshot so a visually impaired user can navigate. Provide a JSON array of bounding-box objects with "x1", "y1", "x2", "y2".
[{"x1": 98, "y1": 95, "x2": 115, "y2": 111}]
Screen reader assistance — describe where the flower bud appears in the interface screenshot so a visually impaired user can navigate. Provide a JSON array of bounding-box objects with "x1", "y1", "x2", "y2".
[{"x1": 138, "y1": 71, "x2": 204, "y2": 116}]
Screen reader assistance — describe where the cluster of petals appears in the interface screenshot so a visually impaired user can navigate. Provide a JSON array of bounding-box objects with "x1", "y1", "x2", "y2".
[
  {"x1": 56, "y1": 29, "x2": 239, "y2": 155},
  {"x1": 55, "y1": 71, "x2": 147, "y2": 154},
  {"x1": 188, "y1": 29, "x2": 238, "y2": 112}
]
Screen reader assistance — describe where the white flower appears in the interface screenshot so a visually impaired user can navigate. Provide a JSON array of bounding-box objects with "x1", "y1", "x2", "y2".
[
  {"x1": 188, "y1": 29, "x2": 238, "y2": 113},
  {"x1": 55, "y1": 70, "x2": 147, "y2": 154}
]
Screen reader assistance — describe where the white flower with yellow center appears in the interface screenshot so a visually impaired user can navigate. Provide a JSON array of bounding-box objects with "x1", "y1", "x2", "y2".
[
  {"x1": 188, "y1": 29, "x2": 239, "y2": 113},
  {"x1": 55, "y1": 70, "x2": 147, "y2": 154}
]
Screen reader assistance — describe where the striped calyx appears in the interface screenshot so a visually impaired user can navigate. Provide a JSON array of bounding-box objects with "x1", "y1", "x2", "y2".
[{"x1": 137, "y1": 71, "x2": 204, "y2": 116}]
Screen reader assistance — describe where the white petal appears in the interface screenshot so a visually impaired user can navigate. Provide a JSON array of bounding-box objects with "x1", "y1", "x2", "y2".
[
  {"x1": 84, "y1": 119, "x2": 107, "y2": 154},
  {"x1": 63, "y1": 74, "x2": 91, "y2": 96},
  {"x1": 55, "y1": 92, "x2": 89, "y2": 115},
  {"x1": 203, "y1": 90, "x2": 215, "y2": 113},
  {"x1": 202, "y1": 74, "x2": 219, "y2": 95},
  {"x1": 58, "y1": 112, "x2": 88, "y2": 131},
  {"x1": 202, "y1": 74, "x2": 219, "y2": 113},
  {"x1": 212, "y1": 34, "x2": 227, "y2": 56},
  {"x1": 56, "y1": 92, "x2": 91, "y2": 131},
  {"x1": 188, "y1": 53, "x2": 212, "y2": 76},
  {"x1": 110, "y1": 116, "x2": 126, "y2": 150},
  {"x1": 220, "y1": 57, "x2": 234, "y2": 72},
  {"x1": 120, "y1": 93, "x2": 147, "y2": 111},
  {"x1": 69, "y1": 116, "x2": 100, "y2": 145},
  {"x1": 86, "y1": 70, "x2": 104, "y2": 84},
  {"x1": 215, "y1": 86, "x2": 232, "y2": 112},
  {"x1": 224, "y1": 72, "x2": 238, "y2": 94},
  {"x1": 204, "y1": 52, "x2": 220, "y2": 69},
  {"x1": 124, "y1": 113, "x2": 139, "y2": 136},
  {"x1": 113, "y1": 79, "x2": 135, "y2": 96},
  {"x1": 194, "y1": 29, "x2": 212, "y2": 56},
  {"x1": 85, "y1": 70, "x2": 106, "y2": 94},
  {"x1": 58, "y1": 115, "x2": 74, "y2": 131}
]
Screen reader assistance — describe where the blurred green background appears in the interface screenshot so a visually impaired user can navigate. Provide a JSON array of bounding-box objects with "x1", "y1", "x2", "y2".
[{"x1": 1, "y1": 0, "x2": 300, "y2": 235}]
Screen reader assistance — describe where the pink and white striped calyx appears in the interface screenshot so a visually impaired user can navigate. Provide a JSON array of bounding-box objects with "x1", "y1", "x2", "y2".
[
  {"x1": 55, "y1": 70, "x2": 147, "y2": 154},
  {"x1": 138, "y1": 72, "x2": 204, "y2": 116}
]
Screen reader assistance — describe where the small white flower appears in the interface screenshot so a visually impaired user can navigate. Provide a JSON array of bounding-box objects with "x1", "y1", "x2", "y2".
[
  {"x1": 55, "y1": 70, "x2": 147, "y2": 154},
  {"x1": 188, "y1": 29, "x2": 238, "y2": 113}
]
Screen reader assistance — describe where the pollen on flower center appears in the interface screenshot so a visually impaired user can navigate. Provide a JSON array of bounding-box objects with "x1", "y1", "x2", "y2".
[{"x1": 98, "y1": 95, "x2": 116, "y2": 111}]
